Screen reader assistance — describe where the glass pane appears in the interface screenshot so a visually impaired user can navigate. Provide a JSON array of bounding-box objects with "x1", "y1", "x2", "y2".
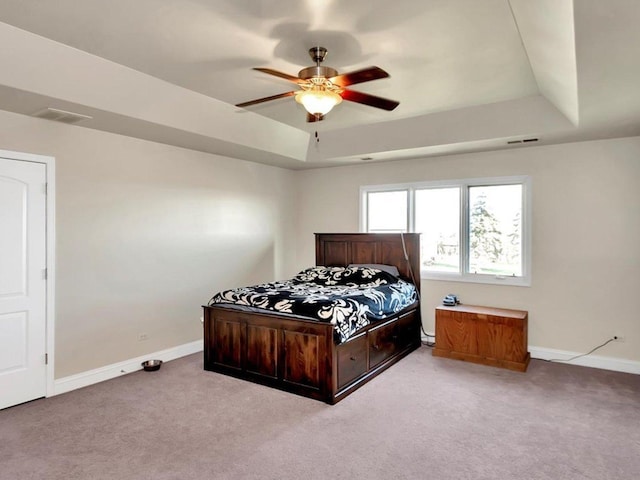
[
  {"x1": 468, "y1": 184, "x2": 522, "y2": 276},
  {"x1": 367, "y1": 191, "x2": 408, "y2": 232},
  {"x1": 415, "y1": 188, "x2": 460, "y2": 273}
]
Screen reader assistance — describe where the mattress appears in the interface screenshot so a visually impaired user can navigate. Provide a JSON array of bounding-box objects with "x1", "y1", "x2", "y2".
[{"x1": 208, "y1": 266, "x2": 418, "y2": 342}]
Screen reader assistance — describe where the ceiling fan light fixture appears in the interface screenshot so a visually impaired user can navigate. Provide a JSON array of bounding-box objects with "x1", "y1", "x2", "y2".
[{"x1": 295, "y1": 88, "x2": 342, "y2": 116}]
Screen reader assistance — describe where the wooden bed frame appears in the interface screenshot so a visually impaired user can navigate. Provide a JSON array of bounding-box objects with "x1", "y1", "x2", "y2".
[{"x1": 203, "y1": 233, "x2": 421, "y2": 404}]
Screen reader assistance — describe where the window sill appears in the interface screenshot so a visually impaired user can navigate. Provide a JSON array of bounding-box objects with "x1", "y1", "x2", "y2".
[{"x1": 421, "y1": 271, "x2": 531, "y2": 287}]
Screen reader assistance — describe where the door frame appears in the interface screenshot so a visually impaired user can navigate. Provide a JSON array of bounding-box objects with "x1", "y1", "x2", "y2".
[{"x1": 0, "y1": 148, "x2": 55, "y2": 398}]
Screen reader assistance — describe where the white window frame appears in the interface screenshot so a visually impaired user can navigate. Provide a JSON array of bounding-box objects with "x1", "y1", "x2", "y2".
[{"x1": 360, "y1": 176, "x2": 532, "y2": 287}]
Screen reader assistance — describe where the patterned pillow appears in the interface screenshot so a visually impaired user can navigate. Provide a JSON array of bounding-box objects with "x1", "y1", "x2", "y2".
[
  {"x1": 293, "y1": 266, "x2": 345, "y2": 285},
  {"x1": 348, "y1": 263, "x2": 400, "y2": 277},
  {"x1": 293, "y1": 266, "x2": 398, "y2": 286}
]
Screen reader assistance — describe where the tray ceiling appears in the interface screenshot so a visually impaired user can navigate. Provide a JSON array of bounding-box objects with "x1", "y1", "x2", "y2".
[{"x1": 0, "y1": 0, "x2": 639, "y2": 168}]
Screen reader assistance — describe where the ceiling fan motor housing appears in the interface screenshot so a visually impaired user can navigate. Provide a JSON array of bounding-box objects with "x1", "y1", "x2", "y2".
[{"x1": 298, "y1": 65, "x2": 338, "y2": 80}]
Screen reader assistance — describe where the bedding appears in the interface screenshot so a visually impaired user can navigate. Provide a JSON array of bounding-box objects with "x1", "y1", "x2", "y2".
[{"x1": 209, "y1": 266, "x2": 418, "y2": 342}]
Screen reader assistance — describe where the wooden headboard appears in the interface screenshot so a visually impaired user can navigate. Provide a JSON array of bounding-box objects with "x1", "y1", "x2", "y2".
[{"x1": 315, "y1": 233, "x2": 421, "y2": 286}]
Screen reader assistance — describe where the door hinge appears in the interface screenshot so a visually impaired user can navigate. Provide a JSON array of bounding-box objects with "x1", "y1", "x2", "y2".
[
  {"x1": 45, "y1": 353, "x2": 49, "y2": 365},
  {"x1": 42, "y1": 268, "x2": 47, "y2": 280}
]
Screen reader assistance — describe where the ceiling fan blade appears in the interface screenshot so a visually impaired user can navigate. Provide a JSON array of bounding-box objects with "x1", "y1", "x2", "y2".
[
  {"x1": 306, "y1": 113, "x2": 324, "y2": 123},
  {"x1": 254, "y1": 68, "x2": 303, "y2": 84},
  {"x1": 330, "y1": 67, "x2": 390, "y2": 87},
  {"x1": 340, "y1": 89, "x2": 399, "y2": 111},
  {"x1": 236, "y1": 91, "x2": 296, "y2": 108}
]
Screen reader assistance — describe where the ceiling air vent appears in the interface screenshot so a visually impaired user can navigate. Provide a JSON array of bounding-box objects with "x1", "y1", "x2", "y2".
[
  {"x1": 507, "y1": 138, "x2": 539, "y2": 145},
  {"x1": 32, "y1": 107, "x2": 93, "y2": 124}
]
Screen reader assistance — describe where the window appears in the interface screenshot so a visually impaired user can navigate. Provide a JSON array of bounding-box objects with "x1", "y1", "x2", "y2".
[
  {"x1": 415, "y1": 187, "x2": 460, "y2": 273},
  {"x1": 366, "y1": 190, "x2": 407, "y2": 232},
  {"x1": 360, "y1": 177, "x2": 531, "y2": 286}
]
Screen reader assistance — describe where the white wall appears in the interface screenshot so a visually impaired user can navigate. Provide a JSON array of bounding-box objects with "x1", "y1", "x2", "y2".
[
  {"x1": 0, "y1": 110, "x2": 296, "y2": 378},
  {"x1": 294, "y1": 137, "x2": 640, "y2": 363},
  {"x1": 2, "y1": 106, "x2": 638, "y2": 376}
]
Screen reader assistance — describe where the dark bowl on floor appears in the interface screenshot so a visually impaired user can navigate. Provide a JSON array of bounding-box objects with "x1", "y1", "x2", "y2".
[{"x1": 141, "y1": 359, "x2": 163, "y2": 372}]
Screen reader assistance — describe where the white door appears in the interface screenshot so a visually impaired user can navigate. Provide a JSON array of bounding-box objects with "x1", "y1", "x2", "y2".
[{"x1": 0, "y1": 157, "x2": 47, "y2": 410}]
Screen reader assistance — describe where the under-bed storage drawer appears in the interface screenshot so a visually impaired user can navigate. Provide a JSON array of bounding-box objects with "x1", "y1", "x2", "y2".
[
  {"x1": 368, "y1": 313, "x2": 417, "y2": 369},
  {"x1": 369, "y1": 318, "x2": 400, "y2": 368},
  {"x1": 337, "y1": 333, "x2": 368, "y2": 389}
]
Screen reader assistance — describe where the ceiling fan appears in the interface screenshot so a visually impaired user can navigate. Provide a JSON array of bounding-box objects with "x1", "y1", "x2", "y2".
[{"x1": 235, "y1": 47, "x2": 400, "y2": 122}]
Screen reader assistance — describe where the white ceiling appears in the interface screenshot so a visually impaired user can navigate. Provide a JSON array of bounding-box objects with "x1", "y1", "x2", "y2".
[{"x1": 0, "y1": 0, "x2": 639, "y2": 169}]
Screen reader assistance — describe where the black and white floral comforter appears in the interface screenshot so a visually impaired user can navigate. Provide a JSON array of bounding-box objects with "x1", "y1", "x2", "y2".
[{"x1": 208, "y1": 266, "x2": 418, "y2": 343}]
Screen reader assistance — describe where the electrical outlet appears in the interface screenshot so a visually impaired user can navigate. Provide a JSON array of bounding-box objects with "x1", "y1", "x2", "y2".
[
  {"x1": 137, "y1": 333, "x2": 149, "y2": 342},
  {"x1": 613, "y1": 335, "x2": 624, "y2": 342}
]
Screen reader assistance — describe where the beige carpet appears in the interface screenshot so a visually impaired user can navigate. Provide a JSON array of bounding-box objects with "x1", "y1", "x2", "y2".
[{"x1": 1, "y1": 348, "x2": 639, "y2": 480}]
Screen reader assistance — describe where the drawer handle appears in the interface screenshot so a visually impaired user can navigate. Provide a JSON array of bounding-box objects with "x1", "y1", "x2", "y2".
[
  {"x1": 392, "y1": 335, "x2": 398, "y2": 340},
  {"x1": 350, "y1": 356, "x2": 357, "y2": 361},
  {"x1": 372, "y1": 344, "x2": 380, "y2": 351}
]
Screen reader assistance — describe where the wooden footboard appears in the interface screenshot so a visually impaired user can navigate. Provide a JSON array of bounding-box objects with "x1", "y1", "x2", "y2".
[{"x1": 203, "y1": 303, "x2": 421, "y2": 404}]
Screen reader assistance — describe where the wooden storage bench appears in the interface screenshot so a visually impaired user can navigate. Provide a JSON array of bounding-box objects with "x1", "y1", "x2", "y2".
[{"x1": 433, "y1": 304, "x2": 530, "y2": 372}]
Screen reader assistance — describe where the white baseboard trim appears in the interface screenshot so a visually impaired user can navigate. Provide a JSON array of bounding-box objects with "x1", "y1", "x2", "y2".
[
  {"x1": 529, "y1": 346, "x2": 640, "y2": 375},
  {"x1": 52, "y1": 340, "x2": 203, "y2": 396}
]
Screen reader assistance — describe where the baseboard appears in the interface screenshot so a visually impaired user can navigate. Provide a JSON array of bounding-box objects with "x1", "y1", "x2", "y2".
[
  {"x1": 52, "y1": 340, "x2": 203, "y2": 396},
  {"x1": 529, "y1": 346, "x2": 640, "y2": 375}
]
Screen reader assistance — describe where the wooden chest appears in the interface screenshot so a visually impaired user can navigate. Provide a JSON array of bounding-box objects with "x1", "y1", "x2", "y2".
[{"x1": 433, "y1": 304, "x2": 530, "y2": 372}]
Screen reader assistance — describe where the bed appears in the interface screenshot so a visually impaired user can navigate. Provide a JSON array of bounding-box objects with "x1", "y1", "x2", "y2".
[{"x1": 203, "y1": 233, "x2": 421, "y2": 404}]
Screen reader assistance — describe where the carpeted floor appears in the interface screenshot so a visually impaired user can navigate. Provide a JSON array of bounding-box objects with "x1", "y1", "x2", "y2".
[{"x1": 1, "y1": 348, "x2": 639, "y2": 480}]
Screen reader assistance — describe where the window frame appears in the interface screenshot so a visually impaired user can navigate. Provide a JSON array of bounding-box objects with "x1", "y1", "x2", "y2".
[{"x1": 360, "y1": 176, "x2": 532, "y2": 287}]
